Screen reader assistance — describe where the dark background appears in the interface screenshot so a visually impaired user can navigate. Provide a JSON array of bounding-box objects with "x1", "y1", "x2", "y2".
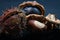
[{"x1": 0, "y1": 0, "x2": 60, "y2": 19}]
